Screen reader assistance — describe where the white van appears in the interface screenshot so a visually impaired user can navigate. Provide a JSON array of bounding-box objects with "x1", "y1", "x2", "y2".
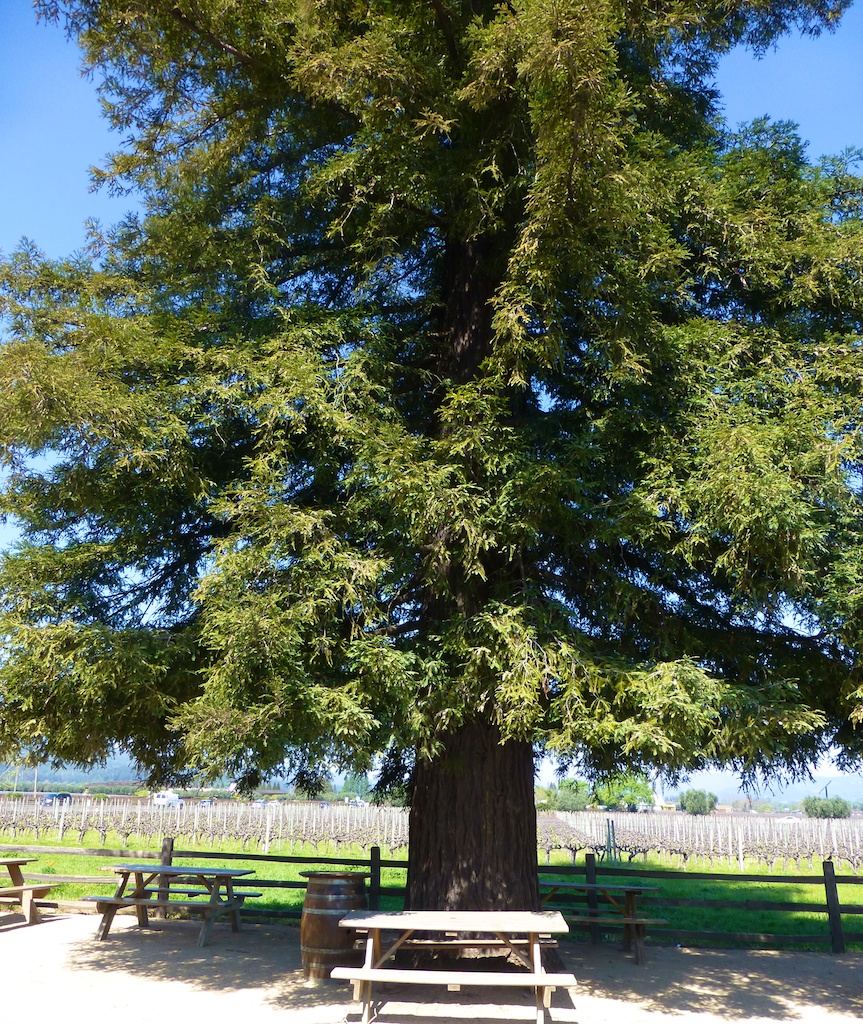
[{"x1": 152, "y1": 790, "x2": 183, "y2": 807}]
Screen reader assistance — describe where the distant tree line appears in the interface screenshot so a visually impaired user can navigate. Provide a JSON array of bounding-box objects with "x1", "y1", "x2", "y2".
[
  {"x1": 536, "y1": 773, "x2": 655, "y2": 812},
  {"x1": 677, "y1": 789, "x2": 719, "y2": 815},
  {"x1": 802, "y1": 796, "x2": 851, "y2": 818}
]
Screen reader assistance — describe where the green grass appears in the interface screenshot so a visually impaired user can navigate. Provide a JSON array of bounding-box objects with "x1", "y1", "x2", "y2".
[
  {"x1": 4, "y1": 832, "x2": 860, "y2": 949},
  {"x1": 0, "y1": 829, "x2": 408, "y2": 915}
]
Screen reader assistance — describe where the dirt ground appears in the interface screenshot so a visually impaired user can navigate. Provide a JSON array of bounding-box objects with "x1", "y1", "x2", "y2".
[{"x1": 2, "y1": 909, "x2": 861, "y2": 1024}]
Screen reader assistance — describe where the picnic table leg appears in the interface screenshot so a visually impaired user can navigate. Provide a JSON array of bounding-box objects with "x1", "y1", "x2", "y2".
[
  {"x1": 21, "y1": 889, "x2": 42, "y2": 925},
  {"x1": 5, "y1": 864, "x2": 25, "y2": 887},
  {"x1": 198, "y1": 909, "x2": 218, "y2": 948},
  {"x1": 224, "y1": 878, "x2": 242, "y2": 932},
  {"x1": 95, "y1": 904, "x2": 119, "y2": 940},
  {"x1": 197, "y1": 914, "x2": 216, "y2": 948},
  {"x1": 622, "y1": 892, "x2": 635, "y2": 953},
  {"x1": 125, "y1": 871, "x2": 150, "y2": 929},
  {"x1": 358, "y1": 929, "x2": 380, "y2": 1024},
  {"x1": 633, "y1": 923, "x2": 646, "y2": 965},
  {"x1": 530, "y1": 931, "x2": 550, "y2": 1024}
]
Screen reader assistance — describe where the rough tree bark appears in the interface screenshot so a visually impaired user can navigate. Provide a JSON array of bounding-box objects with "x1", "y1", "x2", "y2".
[{"x1": 405, "y1": 720, "x2": 540, "y2": 911}]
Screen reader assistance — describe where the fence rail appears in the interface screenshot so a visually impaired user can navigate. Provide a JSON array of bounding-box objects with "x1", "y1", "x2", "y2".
[
  {"x1": 538, "y1": 853, "x2": 863, "y2": 954},
  {"x1": 3, "y1": 840, "x2": 861, "y2": 952}
]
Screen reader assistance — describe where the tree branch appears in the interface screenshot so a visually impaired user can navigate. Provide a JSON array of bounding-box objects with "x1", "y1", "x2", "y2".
[
  {"x1": 429, "y1": 0, "x2": 461, "y2": 67},
  {"x1": 169, "y1": 7, "x2": 257, "y2": 68}
]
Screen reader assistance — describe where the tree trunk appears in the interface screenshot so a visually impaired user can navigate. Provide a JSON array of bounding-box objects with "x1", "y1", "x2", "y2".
[{"x1": 405, "y1": 720, "x2": 539, "y2": 911}]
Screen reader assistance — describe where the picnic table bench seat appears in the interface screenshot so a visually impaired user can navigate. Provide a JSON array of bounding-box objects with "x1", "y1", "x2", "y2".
[
  {"x1": 82, "y1": 891, "x2": 250, "y2": 947},
  {"x1": 83, "y1": 894, "x2": 232, "y2": 911},
  {"x1": 140, "y1": 885, "x2": 263, "y2": 902},
  {"x1": 0, "y1": 883, "x2": 54, "y2": 925},
  {"x1": 375, "y1": 935, "x2": 558, "y2": 950},
  {"x1": 331, "y1": 964, "x2": 577, "y2": 993}
]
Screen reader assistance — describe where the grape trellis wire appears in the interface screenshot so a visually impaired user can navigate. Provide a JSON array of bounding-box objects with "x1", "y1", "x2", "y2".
[{"x1": 0, "y1": 798, "x2": 860, "y2": 872}]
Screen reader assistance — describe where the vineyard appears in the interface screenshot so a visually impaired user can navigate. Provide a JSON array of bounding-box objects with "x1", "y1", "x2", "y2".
[
  {"x1": 1, "y1": 796, "x2": 861, "y2": 874},
  {"x1": 0, "y1": 796, "x2": 409, "y2": 854},
  {"x1": 541, "y1": 810, "x2": 863, "y2": 873}
]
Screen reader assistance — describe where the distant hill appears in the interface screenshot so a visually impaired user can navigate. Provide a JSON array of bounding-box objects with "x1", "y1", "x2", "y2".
[
  {"x1": 665, "y1": 769, "x2": 863, "y2": 806},
  {"x1": 0, "y1": 752, "x2": 141, "y2": 787}
]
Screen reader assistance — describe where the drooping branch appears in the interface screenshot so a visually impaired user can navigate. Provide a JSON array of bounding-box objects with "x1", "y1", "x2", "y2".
[
  {"x1": 168, "y1": 5, "x2": 257, "y2": 67},
  {"x1": 429, "y1": 0, "x2": 461, "y2": 68}
]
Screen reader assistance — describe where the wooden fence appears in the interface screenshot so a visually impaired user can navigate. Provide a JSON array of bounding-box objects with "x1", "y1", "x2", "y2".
[
  {"x1": 542, "y1": 853, "x2": 863, "y2": 955},
  {"x1": 3, "y1": 840, "x2": 862, "y2": 953}
]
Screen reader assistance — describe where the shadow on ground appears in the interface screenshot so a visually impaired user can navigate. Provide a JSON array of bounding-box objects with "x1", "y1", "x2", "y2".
[
  {"x1": 569, "y1": 941, "x2": 863, "y2": 1021},
  {"x1": 43, "y1": 914, "x2": 863, "y2": 1023},
  {"x1": 63, "y1": 916, "x2": 567, "y2": 1022},
  {"x1": 67, "y1": 916, "x2": 324, "y2": 997}
]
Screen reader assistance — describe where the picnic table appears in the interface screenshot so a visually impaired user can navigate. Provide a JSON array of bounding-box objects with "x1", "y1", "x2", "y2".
[
  {"x1": 83, "y1": 863, "x2": 259, "y2": 948},
  {"x1": 0, "y1": 857, "x2": 53, "y2": 926},
  {"x1": 330, "y1": 909, "x2": 577, "y2": 1024},
  {"x1": 541, "y1": 881, "x2": 665, "y2": 963}
]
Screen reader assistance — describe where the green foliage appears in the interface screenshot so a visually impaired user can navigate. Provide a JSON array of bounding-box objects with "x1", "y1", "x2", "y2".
[
  {"x1": 592, "y1": 772, "x2": 655, "y2": 811},
  {"x1": 341, "y1": 772, "x2": 372, "y2": 799},
  {"x1": 802, "y1": 795, "x2": 851, "y2": 818},
  {"x1": 678, "y1": 789, "x2": 719, "y2": 815},
  {"x1": 536, "y1": 778, "x2": 591, "y2": 812},
  {"x1": 0, "y1": 1, "x2": 862, "y2": 797}
]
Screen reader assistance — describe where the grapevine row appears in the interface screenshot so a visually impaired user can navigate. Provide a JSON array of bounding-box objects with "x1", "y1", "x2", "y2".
[{"x1": 0, "y1": 798, "x2": 860, "y2": 872}]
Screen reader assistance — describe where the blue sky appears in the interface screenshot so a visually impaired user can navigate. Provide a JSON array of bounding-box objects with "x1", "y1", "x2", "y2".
[
  {"x1": 0, "y1": 3, "x2": 132, "y2": 258},
  {"x1": 2, "y1": 3, "x2": 863, "y2": 797},
  {"x1": 2, "y1": 4, "x2": 863, "y2": 259}
]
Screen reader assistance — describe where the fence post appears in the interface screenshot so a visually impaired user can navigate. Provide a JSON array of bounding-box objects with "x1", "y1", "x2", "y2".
[
  {"x1": 155, "y1": 836, "x2": 174, "y2": 919},
  {"x1": 822, "y1": 860, "x2": 845, "y2": 954},
  {"x1": 585, "y1": 852, "x2": 601, "y2": 945},
  {"x1": 369, "y1": 845, "x2": 381, "y2": 911}
]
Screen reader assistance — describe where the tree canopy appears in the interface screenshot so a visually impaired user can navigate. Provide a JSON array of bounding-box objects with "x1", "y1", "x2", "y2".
[
  {"x1": 2, "y1": 0, "x2": 863, "y2": 908},
  {"x1": 593, "y1": 772, "x2": 655, "y2": 810},
  {"x1": 802, "y1": 794, "x2": 851, "y2": 817},
  {"x1": 677, "y1": 788, "x2": 719, "y2": 814}
]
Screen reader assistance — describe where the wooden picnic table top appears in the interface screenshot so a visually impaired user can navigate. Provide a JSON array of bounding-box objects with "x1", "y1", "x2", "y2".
[
  {"x1": 0, "y1": 858, "x2": 37, "y2": 868},
  {"x1": 339, "y1": 909, "x2": 569, "y2": 933},
  {"x1": 103, "y1": 863, "x2": 254, "y2": 878},
  {"x1": 541, "y1": 881, "x2": 658, "y2": 893}
]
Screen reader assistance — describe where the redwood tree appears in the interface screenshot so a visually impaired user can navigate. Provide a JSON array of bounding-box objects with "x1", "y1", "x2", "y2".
[{"x1": 3, "y1": 1, "x2": 863, "y2": 911}]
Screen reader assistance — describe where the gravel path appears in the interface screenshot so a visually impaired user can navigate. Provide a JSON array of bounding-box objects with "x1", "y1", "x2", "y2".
[{"x1": 2, "y1": 910, "x2": 861, "y2": 1024}]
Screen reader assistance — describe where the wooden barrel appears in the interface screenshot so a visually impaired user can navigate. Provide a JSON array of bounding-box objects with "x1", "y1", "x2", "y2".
[{"x1": 299, "y1": 871, "x2": 369, "y2": 983}]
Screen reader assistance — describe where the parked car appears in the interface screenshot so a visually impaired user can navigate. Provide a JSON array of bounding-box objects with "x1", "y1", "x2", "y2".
[
  {"x1": 40, "y1": 792, "x2": 72, "y2": 806},
  {"x1": 198, "y1": 798, "x2": 216, "y2": 806},
  {"x1": 152, "y1": 790, "x2": 184, "y2": 807}
]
